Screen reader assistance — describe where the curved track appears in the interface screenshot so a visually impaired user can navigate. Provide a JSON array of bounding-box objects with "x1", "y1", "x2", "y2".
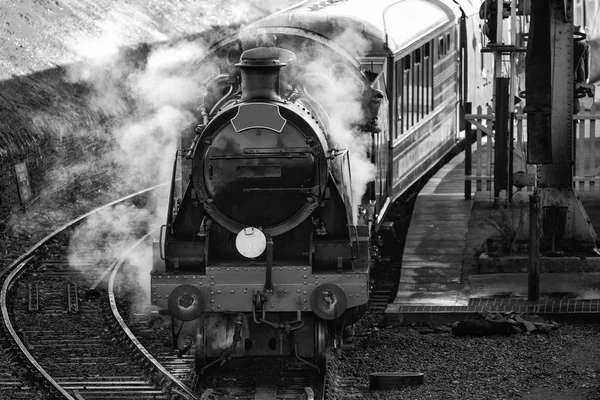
[
  {"x1": 0, "y1": 186, "x2": 412, "y2": 400},
  {"x1": 0, "y1": 186, "x2": 198, "y2": 400}
]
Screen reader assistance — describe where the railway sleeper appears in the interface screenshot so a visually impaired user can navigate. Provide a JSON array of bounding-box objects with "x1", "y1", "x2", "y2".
[
  {"x1": 63, "y1": 384, "x2": 159, "y2": 390},
  {"x1": 72, "y1": 391, "x2": 169, "y2": 398},
  {"x1": 65, "y1": 282, "x2": 79, "y2": 313},
  {"x1": 27, "y1": 282, "x2": 39, "y2": 312},
  {"x1": 56, "y1": 379, "x2": 151, "y2": 385}
]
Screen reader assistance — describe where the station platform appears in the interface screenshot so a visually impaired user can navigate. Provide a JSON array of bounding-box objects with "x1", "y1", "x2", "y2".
[{"x1": 384, "y1": 150, "x2": 600, "y2": 325}]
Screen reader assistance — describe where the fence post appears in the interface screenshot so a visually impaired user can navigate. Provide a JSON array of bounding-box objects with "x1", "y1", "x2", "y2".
[
  {"x1": 485, "y1": 105, "x2": 493, "y2": 191},
  {"x1": 465, "y1": 102, "x2": 472, "y2": 199},
  {"x1": 577, "y1": 115, "x2": 584, "y2": 190},
  {"x1": 508, "y1": 111, "x2": 515, "y2": 203}
]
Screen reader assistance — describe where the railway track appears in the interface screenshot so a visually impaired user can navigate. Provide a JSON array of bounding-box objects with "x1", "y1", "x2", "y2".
[
  {"x1": 0, "y1": 188, "x2": 345, "y2": 400},
  {"x1": 321, "y1": 192, "x2": 416, "y2": 400},
  {"x1": 0, "y1": 187, "x2": 198, "y2": 400},
  {"x1": 318, "y1": 261, "x2": 403, "y2": 400},
  {"x1": 194, "y1": 357, "x2": 322, "y2": 399},
  {"x1": 0, "y1": 187, "x2": 413, "y2": 400}
]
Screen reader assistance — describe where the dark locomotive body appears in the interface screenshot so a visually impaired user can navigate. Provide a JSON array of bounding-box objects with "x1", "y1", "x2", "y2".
[
  {"x1": 150, "y1": 0, "x2": 514, "y2": 373},
  {"x1": 152, "y1": 45, "x2": 373, "y2": 370}
]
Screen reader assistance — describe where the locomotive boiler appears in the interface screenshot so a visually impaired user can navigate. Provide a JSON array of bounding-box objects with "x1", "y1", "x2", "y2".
[{"x1": 151, "y1": 46, "x2": 374, "y2": 373}]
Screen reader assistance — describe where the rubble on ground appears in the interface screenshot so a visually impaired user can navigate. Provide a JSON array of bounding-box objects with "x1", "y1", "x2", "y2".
[{"x1": 450, "y1": 312, "x2": 559, "y2": 336}]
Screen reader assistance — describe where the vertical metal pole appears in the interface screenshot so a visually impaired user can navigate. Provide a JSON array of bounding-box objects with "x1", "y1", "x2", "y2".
[
  {"x1": 510, "y1": 0, "x2": 517, "y2": 44},
  {"x1": 509, "y1": 0, "x2": 517, "y2": 113},
  {"x1": 492, "y1": 0, "x2": 503, "y2": 108},
  {"x1": 465, "y1": 102, "x2": 473, "y2": 200},
  {"x1": 508, "y1": 112, "x2": 515, "y2": 203},
  {"x1": 528, "y1": 193, "x2": 540, "y2": 301},
  {"x1": 509, "y1": 53, "x2": 516, "y2": 112},
  {"x1": 494, "y1": 77, "x2": 510, "y2": 202},
  {"x1": 496, "y1": 0, "x2": 503, "y2": 45},
  {"x1": 265, "y1": 236, "x2": 274, "y2": 292}
]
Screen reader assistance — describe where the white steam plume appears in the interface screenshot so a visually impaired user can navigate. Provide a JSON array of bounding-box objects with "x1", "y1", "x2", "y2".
[
  {"x1": 64, "y1": 12, "x2": 376, "y2": 312},
  {"x1": 297, "y1": 27, "x2": 376, "y2": 223},
  {"x1": 65, "y1": 38, "x2": 209, "y2": 307}
]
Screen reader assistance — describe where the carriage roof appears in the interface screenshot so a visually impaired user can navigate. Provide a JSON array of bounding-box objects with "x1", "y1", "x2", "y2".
[{"x1": 245, "y1": 0, "x2": 463, "y2": 57}]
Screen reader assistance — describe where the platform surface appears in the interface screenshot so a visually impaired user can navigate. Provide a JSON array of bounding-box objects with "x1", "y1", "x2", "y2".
[{"x1": 385, "y1": 150, "x2": 600, "y2": 323}]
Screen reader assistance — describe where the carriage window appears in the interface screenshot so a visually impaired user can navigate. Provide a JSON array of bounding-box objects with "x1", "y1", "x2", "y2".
[
  {"x1": 396, "y1": 41, "x2": 438, "y2": 136},
  {"x1": 424, "y1": 42, "x2": 431, "y2": 114},
  {"x1": 432, "y1": 32, "x2": 456, "y2": 111},
  {"x1": 395, "y1": 61, "x2": 402, "y2": 139},
  {"x1": 413, "y1": 48, "x2": 421, "y2": 124},
  {"x1": 395, "y1": 55, "x2": 412, "y2": 136},
  {"x1": 395, "y1": 56, "x2": 406, "y2": 136},
  {"x1": 430, "y1": 41, "x2": 435, "y2": 110},
  {"x1": 404, "y1": 56, "x2": 412, "y2": 132}
]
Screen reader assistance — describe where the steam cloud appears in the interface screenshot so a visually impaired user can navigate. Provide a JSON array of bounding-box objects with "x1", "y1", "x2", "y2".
[
  {"x1": 64, "y1": 9, "x2": 377, "y2": 311},
  {"x1": 65, "y1": 38, "x2": 209, "y2": 305},
  {"x1": 63, "y1": 0, "x2": 295, "y2": 305},
  {"x1": 293, "y1": 26, "x2": 377, "y2": 223}
]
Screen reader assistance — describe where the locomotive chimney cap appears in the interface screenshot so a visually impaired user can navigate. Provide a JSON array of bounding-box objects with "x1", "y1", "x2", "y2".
[{"x1": 235, "y1": 47, "x2": 296, "y2": 68}]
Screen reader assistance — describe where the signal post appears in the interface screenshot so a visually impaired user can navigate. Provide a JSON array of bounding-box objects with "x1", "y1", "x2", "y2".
[{"x1": 526, "y1": 0, "x2": 599, "y2": 298}]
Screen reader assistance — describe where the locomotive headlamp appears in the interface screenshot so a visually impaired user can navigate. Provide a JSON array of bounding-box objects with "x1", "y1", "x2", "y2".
[
  {"x1": 235, "y1": 227, "x2": 267, "y2": 258},
  {"x1": 310, "y1": 283, "x2": 348, "y2": 320},
  {"x1": 168, "y1": 284, "x2": 204, "y2": 321}
]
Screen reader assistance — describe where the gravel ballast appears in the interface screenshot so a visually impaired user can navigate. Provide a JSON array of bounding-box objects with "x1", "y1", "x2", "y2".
[{"x1": 342, "y1": 318, "x2": 600, "y2": 400}]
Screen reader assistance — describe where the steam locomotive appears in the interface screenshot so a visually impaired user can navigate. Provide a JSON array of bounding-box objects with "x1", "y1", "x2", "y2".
[{"x1": 150, "y1": 0, "x2": 514, "y2": 375}]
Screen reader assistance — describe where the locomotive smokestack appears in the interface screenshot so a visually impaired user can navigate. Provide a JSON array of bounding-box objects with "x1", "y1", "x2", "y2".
[{"x1": 235, "y1": 47, "x2": 295, "y2": 102}]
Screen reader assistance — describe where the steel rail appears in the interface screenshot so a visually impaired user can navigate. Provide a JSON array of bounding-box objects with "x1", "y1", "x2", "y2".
[
  {"x1": 0, "y1": 183, "x2": 167, "y2": 399},
  {"x1": 0, "y1": 183, "x2": 167, "y2": 281},
  {"x1": 1, "y1": 256, "x2": 74, "y2": 398},
  {"x1": 108, "y1": 233, "x2": 199, "y2": 400}
]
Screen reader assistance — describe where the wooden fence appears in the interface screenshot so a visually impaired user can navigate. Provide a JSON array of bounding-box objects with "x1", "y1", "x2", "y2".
[
  {"x1": 575, "y1": 111, "x2": 600, "y2": 192},
  {"x1": 464, "y1": 104, "x2": 600, "y2": 195}
]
